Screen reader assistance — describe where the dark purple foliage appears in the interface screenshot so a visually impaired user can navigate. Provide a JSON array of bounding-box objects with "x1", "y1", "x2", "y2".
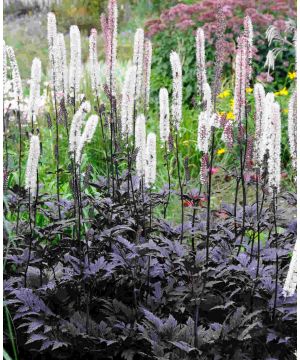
[{"x1": 3, "y1": 172, "x2": 297, "y2": 359}]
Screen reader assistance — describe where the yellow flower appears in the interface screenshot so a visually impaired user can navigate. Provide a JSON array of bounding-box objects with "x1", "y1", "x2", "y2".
[
  {"x1": 274, "y1": 87, "x2": 289, "y2": 96},
  {"x1": 246, "y1": 87, "x2": 253, "y2": 94},
  {"x1": 230, "y1": 98, "x2": 234, "y2": 111},
  {"x1": 288, "y1": 71, "x2": 297, "y2": 80},
  {"x1": 218, "y1": 90, "x2": 230, "y2": 99},
  {"x1": 217, "y1": 111, "x2": 225, "y2": 116},
  {"x1": 217, "y1": 148, "x2": 226, "y2": 155},
  {"x1": 226, "y1": 111, "x2": 235, "y2": 120},
  {"x1": 283, "y1": 108, "x2": 289, "y2": 114}
]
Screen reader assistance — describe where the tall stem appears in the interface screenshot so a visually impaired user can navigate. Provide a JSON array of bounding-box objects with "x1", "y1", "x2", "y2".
[
  {"x1": 163, "y1": 141, "x2": 171, "y2": 219},
  {"x1": 96, "y1": 96, "x2": 109, "y2": 180},
  {"x1": 206, "y1": 127, "x2": 215, "y2": 266},
  {"x1": 192, "y1": 184, "x2": 202, "y2": 252},
  {"x1": 255, "y1": 168, "x2": 261, "y2": 278},
  {"x1": 3, "y1": 106, "x2": 10, "y2": 175},
  {"x1": 24, "y1": 190, "x2": 33, "y2": 288},
  {"x1": 16, "y1": 100, "x2": 22, "y2": 234},
  {"x1": 175, "y1": 133, "x2": 184, "y2": 243},
  {"x1": 272, "y1": 188, "x2": 279, "y2": 321}
]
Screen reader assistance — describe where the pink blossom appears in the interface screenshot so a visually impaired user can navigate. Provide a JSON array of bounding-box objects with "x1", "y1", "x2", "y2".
[{"x1": 256, "y1": 72, "x2": 274, "y2": 83}]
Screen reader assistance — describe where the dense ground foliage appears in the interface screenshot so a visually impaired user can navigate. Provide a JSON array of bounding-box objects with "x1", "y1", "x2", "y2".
[{"x1": 3, "y1": 0, "x2": 297, "y2": 359}]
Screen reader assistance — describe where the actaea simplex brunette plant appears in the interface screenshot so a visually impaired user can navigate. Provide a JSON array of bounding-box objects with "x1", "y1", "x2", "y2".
[{"x1": 3, "y1": 1, "x2": 297, "y2": 355}]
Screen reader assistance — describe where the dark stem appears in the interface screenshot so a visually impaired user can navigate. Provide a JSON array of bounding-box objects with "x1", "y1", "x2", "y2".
[
  {"x1": 149, "y1": 186, "x2": 152, "y2": 232},
  {"x1": 54, "y1": 90, "x2": 61, "y2": 220},
  {"x1": 206, "y1": 127, "x2": 216, "y2": 266},
  {"x1": 236, "y1": 129, "x2": 246, "y2": 256},
  {"x1": 272, "y1": 188, "x2": 279, "y2": 321},
  {"x1": 33, "y1": 169, "x2": 39, "y2": 227},
  {"x1": 24, "y1": 189, "x2": 33, "y2": 288},
  {"x1": 97, "y1": 96, "x2": 109, "y2": 181},
  {"x1": 234, "y1": 176, "x2": 240, "y2": 241},
  {"x1": 16, "y1": 100, "x2": 22, "y2": 234},
  {"x1": 175, "y1": 133, "x2": 184, "y2": 243},
  {"x1": 110, "y1": 121, "x2": 115, "y2": 198},
  {"x1": 255, "y1": 168, "x2": 261, "y2": 278},
  {"x1": 192, "y1": 184, "x2": 202, "y2": 252},
  {"x1": 163, "y1": 141, "x2": 171, "y2": 219}
]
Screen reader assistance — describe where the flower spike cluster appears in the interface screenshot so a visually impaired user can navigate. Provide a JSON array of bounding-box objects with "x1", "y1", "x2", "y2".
[
  {"x1": 288, "y1": 89, "x2": 297, "y2": 169},
  {"x1": 121, "y1": 66, "x2": 136, "y2": 137},
  {"x1": 200, "y1": 153, "x2": 209, "y2": 185},
  {"x1": 145, "y1": 133, "x2": 157, "y2": 188},
  {"x1": 233, "y1": 36, "x2": 247, "y2": 124},
  {"x1": 69, "y1": 101, "x2": 91, "y2": 154},
  {"x1": 76, "y1": 115, "x2": 99, "y2": 164},
  {"x1": 221, "y1": 120, "x2": 234, "y2": 148},
  {"x1": 89, "y1": 29, "x2": 100, "y2": 94},
  {"x1": 196, "y1": 28, "x2": 207, "y2": 98},
  {"x1": 253, "y1": 83, "x2": 266, "y2": 163},
  {"x1": 3, "y1": 40, "x2": 7, "y2": 87},
  {"x1": 69, "y1": 25, "x2": 82, "y2": 100},
  {"x1": 256, "y1": 92, "x2": 281, "y2": 191},
  {"x1": 57, "y1": 33, "x2": 68, "y2": 98},
  {"x1": 135, "y1": 114, "x2": 146, "y2": 177},
  {"x1": 25, "y1": 135, "x2": 40, "y2": 198},
  {"x1": 170, "y1": 51, "x2": 182, "y2": 131},
  {"x1": 101, "y1": 0, "x2": 118, "y2": 95},
  {"x1": 159, "y1": 88, "x2": 170, "y2": 142},
  {"x1": 197, "y1": 111, "x2": 211, "y2": 153},
  {"x1": 143, "y1": 39, "x2": 152, "y2": 111},
  {"x1": 6, "y1": 46, "x2": 23, "y2": 101},
  {"x1": 28, "y1": 58, "x2": 42, "y2": 122},
  {"x1": 133, "y1": 28, "x2": 144, "y2": 100}
]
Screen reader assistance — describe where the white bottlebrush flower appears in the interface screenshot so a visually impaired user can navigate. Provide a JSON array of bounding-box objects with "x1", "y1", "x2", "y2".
[
  {"x1": 159, "y1": 88, "x2": 170, "y2": 142},
  {"x1": 244, "y1": 16, "x2": 253, "y2": 81},
  {"x1": 132, "y1": 28, "x2": 144, "y2": 99},
  {"x1": 101, "y1": 0, "x2": 118, "y2": 95},
  {"x1": 25, "y1": 134, "x2": 40, "y2": 198},
  {"x1": 253, "y1": 83, "x2": 266, "y2": 163},
  {"x1": 288, "y1": 89, "x2": 297, "y2": 169},
  {"x1": 76, "y1": 115, "x2": 99, "y2": 164},
  {"x1": 258, "y1": 92, "x2": 275, "y2": 164},
  {"x1": 57, "y1": 33, "x2": 68, "y2": 98},
  {"x1": 69, "y1": 25, "x2": 82, "y2": 100},
  {"x1": 196, "y1": 28, "x2": 207, "y2": 97},
  {"x1": 6, "y1": 46, "x2": 23, "y2": 101},
  {"x1": 89, "y1": 28, "x2": 100, "y2": 94},
  {"x1": 197, "y1": 110, "x2": 211, "y2": 153},
  {"x1": 267, "y1": 101, "x2": 281, "y2": 191},
  {"x1": 28, "y1": 57, "x2": 42, "y2": 122},
  {"x1": 203, "y1": 82, "x2": 212, "y2": 115},
  {"x1": 47, "y1": 12, "x2": 60, "y2": 94},
  {"x1": 283, "y1": 244, "x2": 297, "y2": 297},
  {"x1": 143, "y1": 39, "x2": 152, "y2": 111},
  {"x1": 3, "y1": 40, "x2": 7, "y2": 88},
  {"x1": 121, "y1": 66, "x2": 136, "y2": 137},
  {"x1": 135, "y1": 114, "x2": 146, "y2": 177},
  {"x1": 47, "y1": 12, "x2": 57, "y2": 49},
  {"x1": 145, "y1": 132, "x2": 157, "y2": 188},
  {"x1": 233, "y1": 36, "x2": 247, "y2": 124},
  {"x1": 69, "y1": 101, "x2": 91, "y2": 154},
  {"x1": 170, "y1": 51, "x2": 182, "y2": 131}
]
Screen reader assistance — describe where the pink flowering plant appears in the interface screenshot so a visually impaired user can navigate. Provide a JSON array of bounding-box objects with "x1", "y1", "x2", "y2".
[{"x1": 147, "y1": 0, "x2": 296, "y2": 105}]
